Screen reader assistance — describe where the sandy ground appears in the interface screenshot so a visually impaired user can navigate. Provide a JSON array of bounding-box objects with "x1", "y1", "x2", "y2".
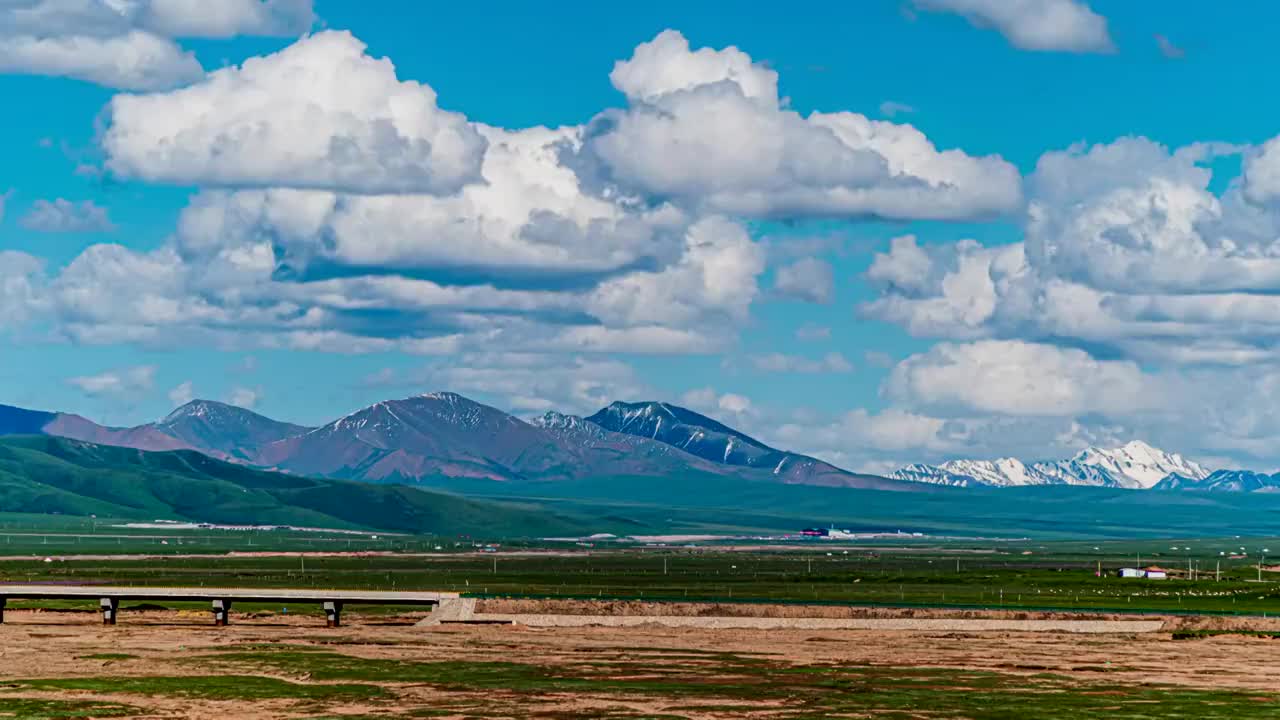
[{"x1": 0, "y1": 606, "x2": 1276, "y2": 718}]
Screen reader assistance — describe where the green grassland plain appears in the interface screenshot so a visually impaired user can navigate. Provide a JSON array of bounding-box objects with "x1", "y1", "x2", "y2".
[{"x1": 0, "y1": 518, "x2": 1277, "y2": 617}]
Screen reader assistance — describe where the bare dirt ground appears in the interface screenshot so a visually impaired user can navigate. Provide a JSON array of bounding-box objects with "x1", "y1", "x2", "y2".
[
  {"x1": 476, "y1": 598, "x2": 1280, "y2": 631},
  {"x1": 0, "y1": 606, "x2": 1276, "y2": 718},
  {"x1": 475, "y1": 597, "x2": 1181, "y2": 620}
]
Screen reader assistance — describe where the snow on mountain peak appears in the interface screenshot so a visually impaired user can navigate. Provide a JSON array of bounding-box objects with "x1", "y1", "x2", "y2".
[
  {"x1": 892, "y1": 440, "x2": 1209, "y2": 490},
  {"x1": 418, "y1": 391, "x2": 466, "y2": 403},
  {"x1": 1068, "y1": 440, "x2": 1208, "y2": 489},
  {"x1": 530, "y1": 411, "x2": 588, "y2": 431},
  {"x1": 160, "y1": 399, "x2": 230, "y2": 425}
]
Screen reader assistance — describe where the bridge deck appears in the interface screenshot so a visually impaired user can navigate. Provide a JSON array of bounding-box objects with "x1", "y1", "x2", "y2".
[
  {"x1": 0, "y1": 585, "x2": 461, "y2": 627},
  {"x1": 0, "y1": 585, "x2": 459, "y2": 603}
]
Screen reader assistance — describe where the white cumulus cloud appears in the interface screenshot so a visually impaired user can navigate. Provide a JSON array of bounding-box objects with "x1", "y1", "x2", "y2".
[
  {"x1": 0, "y1": 28, "x2": 200, "y2": 90},
  {"x1": 104, "y1": 31, "x2": 486, "y2": 195},
  {"x1": 0, "y1": 0, "x2": 316, "y2": 90},
  {"x1": 912, "y1": 0, "x2": 1115, "y2": 53},
  {"x1": 680, "y1": 387, "x2": 756, "y2": 426},
  {"x1": 586, "y1": 216, "x2": 765, "y2": 330},
  {"x1": 68, "y1": 364, "x2": 156, "y2": 396},
  {"x1": 228, "y1": 386, "x2": 259, "y2": 409},
  {"x1": 609, "y1": 29, "x2": 778, "y2": 104},
  {"x1": 884, "y1": 340, "x2": 1161, "y2": 417},
  {"x1": 418, "y1": 353, "x2": 647, "y2": 416},
  {"x1": 0, "y1": 251, "x2": 47, "y2": 329},
  {"x1": 171, "y1": 125, "x2": 680, "y2": 283},
  {"x1": 863, "y1": 137, "x2": 1280, "y2": 365},
  {"x1": 136, "y1": 0, "x2": 313, "y2": 38},
  {"x1": 574, "y1": 30, "x2": 1022, "y2": 222}
]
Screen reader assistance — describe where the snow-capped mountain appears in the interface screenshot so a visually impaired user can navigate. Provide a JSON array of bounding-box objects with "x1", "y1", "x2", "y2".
[
  {"x1": 530, "y1": 410, "x2": 754, "y2": 477},
  {"x1": 1053, "y1": 442, "x2": 1208, "y2": 489},
  {"x1": 584, "y1": 401, "x2": 904, "y2": 489},
  {"x1": 585, "y1": 401, "x2": 775, "y2": 466},
  {"x1": 893, "y1": 459, "x2": 1042, "y2": 487},
  {"x1": 892, "y1": 441, "x2": 1210, "y2": 490}
]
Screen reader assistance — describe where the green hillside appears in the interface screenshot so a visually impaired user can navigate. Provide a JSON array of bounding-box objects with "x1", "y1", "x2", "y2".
[{"x1": 0, "y1": 436, "x2": 588, "y2": 537}]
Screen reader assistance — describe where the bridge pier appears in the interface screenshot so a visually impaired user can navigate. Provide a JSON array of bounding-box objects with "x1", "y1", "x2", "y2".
[
  {"x1": 212, "y1": 599, "x2": 232, "y2": 626},
  {"x1": 324, "y1": 601, "x2": 343, "y2": 627},
  {"x1": 327, "y1": 597, "x2": 348, "y2": 625},
  {"x1": 100, "y1": 598, "x2": 119, "y2": 625}
]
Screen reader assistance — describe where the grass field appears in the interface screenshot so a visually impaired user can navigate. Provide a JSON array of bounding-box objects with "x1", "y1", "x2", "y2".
[{"x1": 0, "y1": 522, "x2": 1279, "y2": 617}]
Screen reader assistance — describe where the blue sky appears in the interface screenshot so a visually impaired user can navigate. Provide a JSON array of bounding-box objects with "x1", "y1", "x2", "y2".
[{"x1": 5, "y1": 0, "x2": 1280, "y2": 472}]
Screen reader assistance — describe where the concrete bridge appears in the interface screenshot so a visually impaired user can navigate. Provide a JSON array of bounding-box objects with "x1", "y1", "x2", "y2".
[{"x1": 0, "y1": 585, "x2": 460, "y2": 627}]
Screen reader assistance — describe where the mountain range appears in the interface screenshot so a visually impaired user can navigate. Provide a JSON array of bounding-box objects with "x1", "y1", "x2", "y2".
[
  {"x1": 2, "y1": 395, "x2": 1272, "y2": 494},
  {"x1": 8, "y1": 432, "x2": 1280, "y2": 540},
  {"x1": 892, "y1": 441, "x2": 1212, "y2": 490},
  {"x1": 0, "y1": 394, "x2": 913, "y2": 492}
]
